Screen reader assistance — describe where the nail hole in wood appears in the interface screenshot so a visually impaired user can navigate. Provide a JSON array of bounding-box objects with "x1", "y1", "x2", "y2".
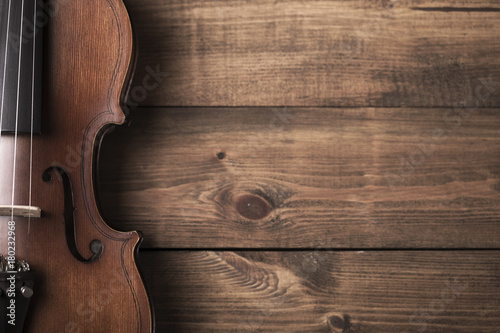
[{"x1": 217, "y1": 152, "x2": 226, "y2": 160}]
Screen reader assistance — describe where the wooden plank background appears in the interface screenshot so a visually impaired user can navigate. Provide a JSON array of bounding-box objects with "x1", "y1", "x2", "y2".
[
  {"x1": 122, "y1": 0, "x2": 500, "y2": 107},
  {"x1": 98, "y1": 0, "x2": 500, "y2": 331},
  {"x1": 139, "y1": 251, "x2": 500, "y2": 332}
]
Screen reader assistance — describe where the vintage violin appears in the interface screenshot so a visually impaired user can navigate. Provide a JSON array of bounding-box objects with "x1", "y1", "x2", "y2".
[{"x1": 0, "y1": 0, "x2": 153, "y2": 331}]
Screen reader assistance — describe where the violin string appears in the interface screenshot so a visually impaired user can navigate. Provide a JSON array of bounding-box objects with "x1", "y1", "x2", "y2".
[
  {"x1": 25, "y1": 0, "x2": 37, "y2": 263},
  {"x1": 0, "y1": 0, "x2": 13, "y2": 145},
  {"x1": 26, "y1": 0, "x2": 37, "y2": 263},
  {"x1": 11, "y1": 0, "x2": 26, "y2": 236}
]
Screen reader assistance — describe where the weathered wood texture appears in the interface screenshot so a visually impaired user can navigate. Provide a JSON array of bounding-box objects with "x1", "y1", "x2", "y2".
[
  {"x1": 140, "y1": 251, "x2": 500, "y2": 332},
  {"x1": 99, "y1": 107, "x2": 500, "y2": 248},
  {"x1": 96, "y1": 1, "x2": 500, "y2": 331},
  {"x1": 125, "y1": 0, "x2": 500, "y2": 107}
]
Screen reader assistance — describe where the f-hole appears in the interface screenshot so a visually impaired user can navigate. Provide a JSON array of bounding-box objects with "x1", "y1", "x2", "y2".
[{"x1": 42, "y1": 166, "x2": 103, "y2": 263}]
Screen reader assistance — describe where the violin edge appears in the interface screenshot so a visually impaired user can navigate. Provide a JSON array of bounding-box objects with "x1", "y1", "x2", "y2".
[
  {"x1": 108, "y1": 0, "x2": 155, "y2": 330},
  {"x1": 87, "y1": 0, "x2": 155, "y2": 331}
]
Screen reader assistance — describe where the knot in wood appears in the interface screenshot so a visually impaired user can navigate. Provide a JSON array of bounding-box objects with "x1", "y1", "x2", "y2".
[
  {"x1": 327, "y1": 314, "x2": 351, "y2": 332},
  {"x1": 235, "y1": 194, "x2": 271, "y2": 220}
]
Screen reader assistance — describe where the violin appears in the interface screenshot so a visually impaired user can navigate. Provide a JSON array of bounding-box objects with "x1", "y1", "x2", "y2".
[{"x1": 0, "y1": 0, "x2": 153, "y2": 332}]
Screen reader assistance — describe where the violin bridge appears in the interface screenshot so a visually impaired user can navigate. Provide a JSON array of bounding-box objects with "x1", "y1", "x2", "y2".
[{"x1": 0, "y1": 206, "x2": 41, "y2": 218}]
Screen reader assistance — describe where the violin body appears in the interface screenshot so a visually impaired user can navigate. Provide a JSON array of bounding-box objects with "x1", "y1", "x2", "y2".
[{"x1": 0, "y1": 0, "x2": 153, "y2": 332}]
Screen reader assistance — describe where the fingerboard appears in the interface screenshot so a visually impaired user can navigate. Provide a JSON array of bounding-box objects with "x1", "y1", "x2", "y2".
[{"x1": 0, "y1": 0, "x2": 42, "y2": 134}]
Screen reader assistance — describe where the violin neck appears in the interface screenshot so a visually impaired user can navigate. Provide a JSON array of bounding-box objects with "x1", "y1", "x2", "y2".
[{"x1": 0, "y1": 0, "x2": 42, "y2": 134}]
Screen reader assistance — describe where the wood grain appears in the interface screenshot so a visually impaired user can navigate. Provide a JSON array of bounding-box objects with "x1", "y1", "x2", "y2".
[
  {"x1": 140, "y1": 250, "x2": 500, "y2": 332},
  {"x1": 102, "y1": 2, "x2": 500, "y2": 331},
  {"x1": 98, "y1": 107, "x2": 500, "y2": 249},
  {"x1": 124, "y1": 0, "x2": 500, "y2": 107}
]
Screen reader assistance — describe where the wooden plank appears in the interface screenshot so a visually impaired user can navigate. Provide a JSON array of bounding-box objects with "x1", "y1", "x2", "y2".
[
  {"x1": 98, "y1": 107, "x2": 500, "y2": 248},
  {"x1": 124, "y1": 0, "x2": 500, "y2": 107},
  {"x1": 139, "y1": 250, "x2": 500, "y2": 332}
]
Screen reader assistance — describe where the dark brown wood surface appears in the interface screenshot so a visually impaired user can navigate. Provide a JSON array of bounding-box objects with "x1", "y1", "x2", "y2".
[
  {"x1": 98, "y1": 0, "x2": 500, "y2": 331},
  {"x1": 124, "y1": 0, "x2": 500, "y2": 107},
  {"x1": 100, "y1": 107, "x2": 500, "y2": 249},
  {"x1": 140, "y1": 251, "x2": 500, "y2": 332}
]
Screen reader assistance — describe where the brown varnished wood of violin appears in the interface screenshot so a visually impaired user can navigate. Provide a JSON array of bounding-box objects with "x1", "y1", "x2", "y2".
[{"x1": 0, "y1": 0, "x2": 153, "y2": 332}]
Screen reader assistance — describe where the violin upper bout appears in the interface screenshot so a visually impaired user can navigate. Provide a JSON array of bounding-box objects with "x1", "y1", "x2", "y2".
[
  {"x1": 46, "y1": 0, "x2": 133, "y2": 129},
  {"x1": 100, "y1": 0, "x2": 135, "y2": 126},
  {"x1": 108, "y1": 0, "x2": 135, "y2": 125}
]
